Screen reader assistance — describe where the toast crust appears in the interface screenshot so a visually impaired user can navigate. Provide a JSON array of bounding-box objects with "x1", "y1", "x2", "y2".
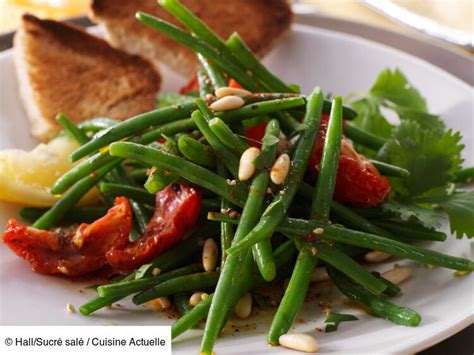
[
  {"x1": 14, "y1": 14, "x2": 162, "y2": 142},
  {"x1": 90, "y1": 0, "x2": 293, "y2": 76}
]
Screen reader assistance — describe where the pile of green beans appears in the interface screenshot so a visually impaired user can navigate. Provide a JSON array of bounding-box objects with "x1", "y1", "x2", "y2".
[{"x1": 24, "y1": 2, "x2": 471, "y2": 355}]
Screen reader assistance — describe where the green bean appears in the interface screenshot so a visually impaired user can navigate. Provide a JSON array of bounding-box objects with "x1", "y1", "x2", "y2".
[
  {"x1": 311, "y1": 97, "x2": 343, "y2": 219},
  {"x1": 57, "y1": 113, "x2": 89, "y2": 145},
  {"x1": 453, "y1": 167, "x2": 474, "y2": 183},
  {"x1": 370, "y1": 159, "x2": 410, "y2": 178},
  {"x1": 201, "y1": 121, "x2": 281, "y2": 354},
  {"x1": 109, "y1": 142, "x2": 247, "y2": 207},
  {"x1": 225, "y1": 32, "x2": 291, "y2": 92},
  {"x1": 197, "y1": 69, "x2": 213, "y2": 99},
  {"x1": 317, "y1": 243, "x2": 386, "y2": 294},
  {"x1": 192, "y1": 109, "x2": 240, "y2": 176},
  {"x1": 173, "y1": 294, "x2": 213, "y2": 339},
  {"x1": 136, "y1": 12, "x2": 258, "y2": 91},
  {"x1": 173, "y1": 292, "x2": 193, "y2": 317},
  {"x1": 372, "y1": 272, "x2": 401, "y2": 297},
  {"x1": 32, "y1": 160, "x2": 117, "y2": 230},
  {"x1": 144, "y1": 166, "x2": 178, "y2": 194},
  {"x1": 78, "y1": 118, "x2": 119, "y2": 133},
  {"x1": 79, "y1": 273, "x2": 136, "y2": 315},
  {"x1": 267, "y1": 246, "x2": 316, "y2": 345},
  {"x1": 133, "y1": 272, "x2": 220, "y2": 304},
  {"x1": 128, "y1": 168, "x2": 149, "y2": 182},
  {"x1": 344, "y1": 122, "x2": 386, "y2": 150},
  {"x1": 19, "y1": 206, "x2": 107, "y2": 224},
  {"x1": 217, "y1": 163, "x2": 234, "y2": 266},
  {"x1": 277, "y1": 220, "x2": 474, "y2": 271},
  {"x1": 328, "y1": 268, "x2": 421, "y2": 326},
  {"x1": 373, "y1": 221, "x2": 447, "y2": 242},
  {"x1": 209, "y1": 117, "x2": 248, "y2": 155},
  {"x1": 226, "y1": 88, "x2": 324, "y2": 255},
  {"x1": 178, "y1": 135, "x2": 216, "y2": 168},
  {"x1": 197, "y1": 53, "x2": 227, "y2": 89},
  {"x1": 99, "y1": 182, "x2": 155, "y2": 206},
  {"x1": 97, "y1": 264, "x2": 202, "y2": 298},
  {"x1": 201, "y1": 198, "x2": 221, "y2": 211},
  {"x1": 70, "y1": 102, "x2": 197, "y2": 162}
]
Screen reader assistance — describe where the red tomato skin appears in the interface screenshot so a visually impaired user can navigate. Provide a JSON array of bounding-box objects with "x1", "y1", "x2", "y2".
[
  {"x1": 245, "y1": 123, "x2": 267, "y2": 148},
  {"x1": 106, "y1": 184, "x2": 201, "y2": 270},
  {"x1": 308, "y1": 114, "x2": 391, "y2": 207},
  {"x1": 228, "y1": 79, "x2": 243, "y2": 89},
  {"x1": 2, "y1": 197, "x2": 132, "y2": 276},
  {"x1": 179, "y1": 74, "x2": 199, "y2": 95}
]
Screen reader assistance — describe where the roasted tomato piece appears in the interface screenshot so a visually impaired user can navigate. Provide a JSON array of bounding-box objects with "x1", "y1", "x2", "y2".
[
  {"x1": 107, "y1": 184, "x2": 201, "y2": 270},
  {"x1": 2, "y1": 197, "x2": 132, "y2": 276},
  {"x1": 228, "y1": 78, "x2": 243, "y2": 89},
  {"x1": 179, "y1": 74, "x2": 199, "y2": 95},
  {"x1": 245, "y1": 122, "x2": 267, "y2": 148},
  {"x1": 309, "y1": 114, "x2": 391, "y2": 207}
]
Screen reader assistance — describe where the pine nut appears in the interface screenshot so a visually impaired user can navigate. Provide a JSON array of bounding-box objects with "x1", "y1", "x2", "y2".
[
  {"x1": 279, "y1": 333, "x2": 318, "y2": 353},
  {"x1": 234, "y1": 292, "x2": 252, "y2": 319},
  {"x1": 239, "y1": 147, "x2": 260, "y2": 181},
  {"x1": 311, "y1": 267, "x2": 329, "y2": 283},
  {"x1": 271, "y1": 153, "x2": 290, "y2": 185},
  {"x1": 382, "y1": 266, "x2": 412, "y2": 285},
  {"x1": 202, "y1": 238, "x2": 218, "y2": 272},
  {"x1": 201, "y1": 293, "x2": 209, "y2": 300},
  {"x1": 189, "y1": 292, "x2": 204, "y2": 306},
  {"x1": 215, "y1": 86, "x2": 251, "y2": 98},
  {"x1": 152, "y1": 267, "x2": 161, "y2": 276},
  {"x1": 66, "y1": 303, "x2": 75, "y2": 313},
  {"x1": 364, "y1": 251, "x2": 392, "y2": 264},
  {"x1": 312, "y1": 227, "x2": 324, "y2": 235},
  {"x1": 148, "y1": 296, "x2": 171, "y2": 311},
  {"x1": 209, "y1": 95, "x2": 245, "y2": 111}
]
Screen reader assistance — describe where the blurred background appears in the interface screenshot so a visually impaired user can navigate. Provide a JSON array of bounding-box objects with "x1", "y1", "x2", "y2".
[{"x1": 0, "y1": 0, "x2": 472, "y2": 54}]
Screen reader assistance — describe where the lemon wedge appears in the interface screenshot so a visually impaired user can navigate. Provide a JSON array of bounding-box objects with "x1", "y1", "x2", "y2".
[{"x1": 0, "y1": 135, "x2": 99, "y2": 207}]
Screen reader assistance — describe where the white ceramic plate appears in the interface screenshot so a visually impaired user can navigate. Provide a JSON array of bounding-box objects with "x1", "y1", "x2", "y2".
[{"x1": 0, "y1": 24, "x2": 472, "y2": 354}]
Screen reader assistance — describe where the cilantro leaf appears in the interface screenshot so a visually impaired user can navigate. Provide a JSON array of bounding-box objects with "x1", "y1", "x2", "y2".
[
  {"x1": 423, "y1": 191, "x2": 474, "y2": 238},
  {"x1": 351, "y1": 97, "x2": 393, "y2": 139},
  {"x1": 381, "y1": 199, "x2": 442, "y2": 229},
  {"x1": 324, "y1": 312, "x2": 358, "y2": 332},
  {"x1": 377, "y1": 121, "x2": 464, "y2": 197},
  {"x1": 370, "y1": 69, "x2": 427, "y2": 111}
]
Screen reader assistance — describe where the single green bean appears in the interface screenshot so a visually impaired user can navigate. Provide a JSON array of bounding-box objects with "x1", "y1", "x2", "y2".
[
  {"x1": 344, "y1": 122, "x2": 386, "y2": 150},
  {"x1": 172, "y1": 294, "x2": 213, "y2": 339},
  {"x1": 197, "y1": 53, "x2": 227, "y2": 89},
  {"x1": 99, "y1": 182, "x2": 155, "y2": 205},
  {"x1": 197, "y1": 69, "x2": 213, "y2": 99},
  {"x1": 328, "y1": 268, "x2": 421, "y2": 326},
  {"x1": 97, "y1": 264, "x2": 202, "y2": 298},
  {"x1": 373, "y1": 221, "x2": 447, "y2": 242},
  {"x1": 19, "y1": 206, "x2": 107, "y2": 224},
  {"x1": 78, "y1": 118, "x2": 119, "y2": 133},
  {"x1": 32, "y1": 160, "x2": 117, "y2": 230},
  {"x1": 128, "y1": 168, "x2": 149, "y2": 182},
  {"x1": 217, "y1": 163, "x2": 234, "y2": 266},
  {"x1": 173, "y1": 292, "x2": 193, "y2": 317},
  {"x1": 71, "y1": 102, "x2": 197, "y2": 162},
  {"x1": 57, "y1": 113, "x2": 89, "y2": 145},
  {"x1": 209, "y1": 117, "x2": 248, "y2": 155},
  {"x1": 370, "y1": 159, "x2": 410, "y2": 178},
  {"x1": 133, "y1": 272, "x2": 220, "y2": 304},
  {"x1": 372, "y1": 272, "x2": 401, "y2": 297},
  {"x1": 178, "y1": 135, "x2": 216, "y2": 168}
]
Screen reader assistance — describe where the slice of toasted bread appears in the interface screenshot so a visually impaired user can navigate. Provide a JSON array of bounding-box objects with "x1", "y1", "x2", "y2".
[
  {"x1": 90, "y1": 0, "x2": 293, "y2": 77},
  {"x1": 14, "y1": 14, "x2": 162, "y2": 142}
]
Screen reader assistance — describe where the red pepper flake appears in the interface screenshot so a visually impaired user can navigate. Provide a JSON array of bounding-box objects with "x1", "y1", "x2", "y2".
[{"x1": 91, "y1": 172, "x2": 97, "y2": 178}]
